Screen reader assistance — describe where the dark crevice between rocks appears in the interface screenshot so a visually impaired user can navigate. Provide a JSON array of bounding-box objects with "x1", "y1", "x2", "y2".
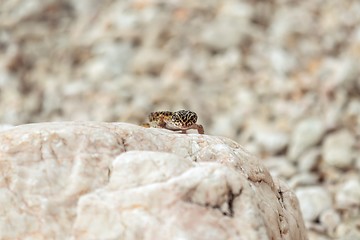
[
  {"x1": 218, "y1": 189, "x2": 242, "y2": 217},
  {"x1": 277, "y1": 187, "x2": 285, "y2": 209},
  {"x1": 108, "y1": 136, "x2": 128, "y2": 181},
  {"x1": 278, "y1": 212, "x2": 288, "y2": 237},
  {"x1": 121, "y1": 137, "x2": 128, "y2": 152},
  {"x1": 183, "y1": 187, "x2": 242, "y2": 218},
  {"x1": 107, "y1": 167, "x2": 111, "y2": 181},
  {"x1": 114, "y1": 133, "x2": 128, "y2": 153}
]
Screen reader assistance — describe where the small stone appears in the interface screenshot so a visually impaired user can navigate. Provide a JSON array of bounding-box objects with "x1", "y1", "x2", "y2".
[
  {"x1": 211, "y1": 115, "x2": 237, "y2": 139},
  {"x1": 253, "y1": 129, "x2": 289, "y2": 155},
  {"x1": 307, "y1": 231, "x2": 331, "y2": 240},
  {"x1": 269, "y1": 48, "x2": 296, "y2": 76},
  {"x1": 322, "y1": 129, "x2": 355, "y2": 169},
  {"x1": 335, "y1": 218, "x2": 360, "y2": 240},
  {"x1": 288, "y1": 173, "x2": 319, "y2": 188},
  {"x1": 219, "y1": 1, "x2": 253, "y2": 19},
  {"x1": 131, "y1": 48, "x2": 168, "y2": 75},
  {"x1": 319, "y1": 208, "x2": 341, "y2": 235},
  {"x1": 335, "y1": 179, "x2": 360, "y2": 208},
  {"x1": 296, "y1": 186, "x2": 332, "y2": 221},
  {"x1": 243, "y1": 142, "x2": 261, "y2": 156},
  {"x1": 85, "y1": 41, "x2": 133, "y2": 79},
  {"x1": 298, "y1": 148, "x2": 321, "y2": 172},
  {"x1": 288, "y1": 118, "x2": 326, "y2": 162},
  {"x1": 355, "y1": 154, "x2": 360, "y2": 170},
  {"x1": 200, "y1": 18, "x2": 244, "y2": 51},
  {"x1": 264, "y1": 157, "x2": 297, "y2": 179}
]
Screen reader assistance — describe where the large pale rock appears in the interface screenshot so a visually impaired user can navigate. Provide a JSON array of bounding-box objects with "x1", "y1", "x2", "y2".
[{"x1": 0, "y1": 122, "x2": 307, "y2": 240}]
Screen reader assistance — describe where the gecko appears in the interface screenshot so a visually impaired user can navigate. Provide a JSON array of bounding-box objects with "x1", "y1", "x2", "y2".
[{"x1": 142, "y1": 110, "x2": 204, "y2": 134}]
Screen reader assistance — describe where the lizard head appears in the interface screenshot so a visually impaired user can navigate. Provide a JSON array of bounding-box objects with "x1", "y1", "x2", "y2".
[{"x1": 171, "y1": 110, "x2": 198, "y2": 128}]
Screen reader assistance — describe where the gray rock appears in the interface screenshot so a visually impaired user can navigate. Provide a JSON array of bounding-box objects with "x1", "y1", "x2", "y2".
[{"x1": 322, "y1": 129, "x2": 355, "y2": 169}]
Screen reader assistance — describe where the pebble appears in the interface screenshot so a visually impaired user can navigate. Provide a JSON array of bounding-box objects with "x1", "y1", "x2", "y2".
[
  {"x1": 322, "y1": 129, "x2": 355, "y2": 169},
  {"x1": 288, "y1": 118, "x2": 326, "y2": 162},
  {"x1": 269, "y1": 47, "x2": 296, "y2": 76},
  {"x1": 211, "y1": 115, "x2": 238, "y2": 140},
  {"x1": 200, "y1": 18, "x2": 244, "y2": 51},
  {"x1": 336, "y1": 219, "x2": 360, "y2": 240},
  {"x1": 288, "y1": 172, "x2": 319, "y2": 188},
  {"x1": 264, "y1": 157, "x2": 297, "y2": 179},
  {"x1": 253, "y1": 129, "x2": 289, "y2": 155},
  {"x1": 319, "y1": 208, "x2": 341, "y2": 235},
  {"x1": 335, "y1": 179, "x2": 360, "y2": 208},
  {"x1": 131, "y1": 48, "x2": 168, "y2": 75},
  {"x1": 356, "y1": 155, "x2": 360, "y2": 170},
  {"x1": 298, "y1": 148, "x2": 321, "y2": 172},
  {"x1": 296, "y1": 186, "x2": 332, "y2": 221}
]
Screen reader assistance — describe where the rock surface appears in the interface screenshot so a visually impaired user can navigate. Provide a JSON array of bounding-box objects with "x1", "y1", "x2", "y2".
[{"x1": 0, "y1": 122, "x2": 307, "y2": 240}]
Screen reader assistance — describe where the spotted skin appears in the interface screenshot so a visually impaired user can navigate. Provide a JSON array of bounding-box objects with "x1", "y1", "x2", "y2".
[{"x1": 142, "y1": 110, "x2": 204, "y2": 134}]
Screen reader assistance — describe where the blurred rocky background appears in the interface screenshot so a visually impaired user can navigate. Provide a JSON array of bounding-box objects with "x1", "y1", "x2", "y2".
[{"x1": 0, "y1": 0, "x2": 359, "y2": 239}]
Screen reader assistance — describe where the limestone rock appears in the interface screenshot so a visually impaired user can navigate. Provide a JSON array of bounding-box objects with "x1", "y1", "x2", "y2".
[{"x1": 0, "y1": 122, "x2": 307, "y2": 240}]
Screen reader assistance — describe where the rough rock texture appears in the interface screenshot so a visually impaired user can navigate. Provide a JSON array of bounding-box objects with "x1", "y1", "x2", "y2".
[{"x1": 0, "y1": 122, "x2": 307, "y2": 240}]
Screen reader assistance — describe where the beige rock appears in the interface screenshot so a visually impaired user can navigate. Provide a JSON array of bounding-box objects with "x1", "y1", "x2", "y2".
[
  {"x1": 288, "y1": 118, "x2": 326, "y2": 162},
  {"x1": 322, "y1": 129, "x2": 355, "y2": 169},
  {"x1": 335, "y1": 178, "x2": 360, "y2": 208},
  {"x1": 0, "y1": 122, "x2": 307, "y2": 240},
  {"x1": 319, "y1": 208, "x2": 341, "y2": 236},
  {"x1": 296, "y1": 186, "x2": 332, "y2": 222}
]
